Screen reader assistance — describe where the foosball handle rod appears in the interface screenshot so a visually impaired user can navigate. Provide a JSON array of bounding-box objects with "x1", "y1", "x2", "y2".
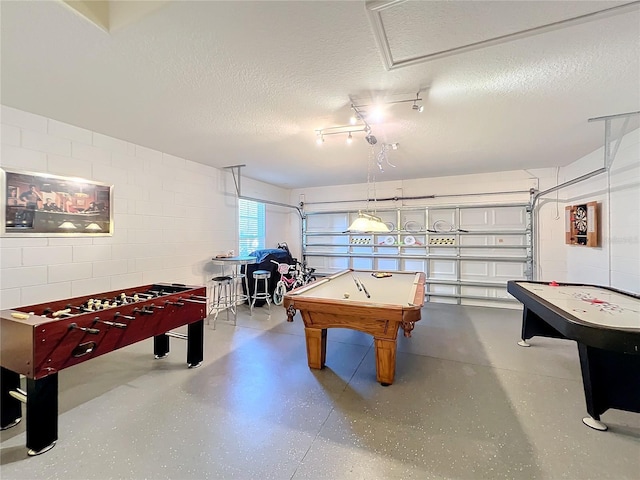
[{"x1": 68, "y1": 323, "x2": 100, "y2": 335}]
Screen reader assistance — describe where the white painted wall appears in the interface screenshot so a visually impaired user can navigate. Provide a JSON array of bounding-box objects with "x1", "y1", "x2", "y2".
[
  {"x1": 236, "y1": 175, "x2": 300, "y2": 256},
  {"x1": 528, "y1": 166, "x2": 567, "y2": 282},
  {"x1": 607, "y1": 127, "x2": 640, "y2": 291},
  {"x1": 292, "y1": 170, "x2": 538, "y2": 212},
  {"x1": 534, "y1": 126, "x2": 639, "y2": 293},
  {"x1": 0, "y1": 106, "x2": 288, "y2": 309}
]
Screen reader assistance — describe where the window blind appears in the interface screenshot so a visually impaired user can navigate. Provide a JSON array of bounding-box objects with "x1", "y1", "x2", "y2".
[{"x1": 238, "y1": 198, "x2": 265, "y2": 256}]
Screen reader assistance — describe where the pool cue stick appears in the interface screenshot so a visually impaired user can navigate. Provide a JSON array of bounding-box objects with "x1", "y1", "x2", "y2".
[
  {"x1": 359, "y1": 280, "x2": 370, "y2": 298},
  {"x1": 351, "y1": 273, "x2": 362, "y2": 291},
  {"x1": 351, "y1": 274, "x2": 370, "y2": 298}
]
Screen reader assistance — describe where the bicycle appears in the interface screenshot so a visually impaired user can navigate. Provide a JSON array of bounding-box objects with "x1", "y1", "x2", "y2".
[
  {"x1": 271, "y1": 260, "x2": 303, "y2": 305},
  {"x1": 270, "y1": 260, "x2": 317, "y2": 305},
  {"x1": 298, "y1": 261, "x2": 317, "y2": 285}
]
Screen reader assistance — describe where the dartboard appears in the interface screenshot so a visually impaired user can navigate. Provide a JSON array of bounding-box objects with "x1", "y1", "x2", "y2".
[{"x1": 574, "y1": 206, "x2": 588, "y2": 234}]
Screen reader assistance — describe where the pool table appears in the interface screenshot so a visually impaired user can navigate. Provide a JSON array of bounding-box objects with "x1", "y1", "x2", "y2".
[{"x1": 283, "y1": 269, "x2": 426, "y2": 385}]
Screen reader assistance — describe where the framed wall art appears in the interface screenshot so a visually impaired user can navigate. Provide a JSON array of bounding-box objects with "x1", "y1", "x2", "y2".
[{"x1": 1, "y1": 169, "x2": 113, "y2": 237}]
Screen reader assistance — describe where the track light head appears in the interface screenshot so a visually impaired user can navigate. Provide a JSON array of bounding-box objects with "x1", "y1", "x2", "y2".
[
  {"x1": 316, "y1": 134, "x2": 324, "y2": 145},
  {"x1": 365, "y1": 134, "x2": 377, "y2": 145},
  {"x1": 346, "y1": 132, "x2": 353, "y2": 144}
]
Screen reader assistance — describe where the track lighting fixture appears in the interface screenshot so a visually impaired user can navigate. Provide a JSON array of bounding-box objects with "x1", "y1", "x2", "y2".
[
  {"x1": 352, "y1": 91, "x2": 424, "y2": 113},
  {"x1": 314, "y1": 125, "x2": 366, "y2": 144},
  {"x1": 314, "y1": 91, "x2": 423, "y2": 146}
]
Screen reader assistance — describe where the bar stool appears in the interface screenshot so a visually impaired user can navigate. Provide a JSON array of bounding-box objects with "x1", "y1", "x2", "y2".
[
  {"x1": 250, "y1": 270, "x2": 271, "y2": 315},
  {"x1": 209, "y1": 275, "x2": 233, "y2": 329},
  {"x1": 210, "y1": 256, "x2": 257, "y2": 323}
]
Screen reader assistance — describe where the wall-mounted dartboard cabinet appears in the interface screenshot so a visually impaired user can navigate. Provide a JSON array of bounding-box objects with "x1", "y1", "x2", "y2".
[{"x1": 565, "y1": 201, "x2": 599, "y2": 247}]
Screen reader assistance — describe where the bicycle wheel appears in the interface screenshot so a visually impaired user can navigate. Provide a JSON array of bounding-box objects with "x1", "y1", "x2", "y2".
[{"x1": 273, "y1": 282, "x2": 286, "y2": 305}]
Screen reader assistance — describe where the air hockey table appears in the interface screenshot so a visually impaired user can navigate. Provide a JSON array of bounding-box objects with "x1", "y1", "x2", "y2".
[{"x1": 507, "y1": 280, "x2": 640, "y2": 430}]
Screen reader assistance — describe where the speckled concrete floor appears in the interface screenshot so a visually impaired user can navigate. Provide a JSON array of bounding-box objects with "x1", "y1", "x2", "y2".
[{"x1": 1, "y1": 303, "x2": 638, "y2": 479}]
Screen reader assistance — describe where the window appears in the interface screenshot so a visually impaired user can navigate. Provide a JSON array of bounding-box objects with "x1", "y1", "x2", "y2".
[{"x1": 238, "y1": 198, "x2": 265, "y2": 256}]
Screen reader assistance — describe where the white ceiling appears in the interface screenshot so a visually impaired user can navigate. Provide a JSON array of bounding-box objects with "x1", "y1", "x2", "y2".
[{"x1": 1, "y1": 1, "x2": 639, "y2": 189}]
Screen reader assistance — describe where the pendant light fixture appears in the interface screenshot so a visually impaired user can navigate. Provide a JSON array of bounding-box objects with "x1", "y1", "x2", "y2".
[
  {"x1": 346, "y1": 144, "x2": 390, "y2": 233},
  {"x1": 347, "y1": 212, "x2": 390, "y2": 232}
]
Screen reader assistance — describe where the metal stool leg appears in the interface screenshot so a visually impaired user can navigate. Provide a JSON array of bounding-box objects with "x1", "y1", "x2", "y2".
[
  {"x1": 229, "y1": 272, "x2": 247, "y2": 324},
  {"x1": 250, "y1": 276, "x2": 258, "y2": 315},
  {"x1": 209, "y1": 276, "x2": 232, "y2": 329},
  {"x1": 263, "y1": 277, "x2": 271, "y2": 312}
]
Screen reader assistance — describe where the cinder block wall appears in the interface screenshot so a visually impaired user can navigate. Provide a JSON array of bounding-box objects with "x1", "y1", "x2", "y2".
[
  {"x1": 563, "y1": 127, "x2": 640, "y2": 292},
  {"x1": 533, "y1": 127, "x2": 639, "y2": 294},
  {"x1": 0, "y1": 105, "x2": 236, "y2": 309}
]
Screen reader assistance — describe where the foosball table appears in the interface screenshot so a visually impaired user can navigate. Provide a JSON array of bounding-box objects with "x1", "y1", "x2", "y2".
[{"x1": 0, "y1": 283, "x2": 207, "y2": 456}]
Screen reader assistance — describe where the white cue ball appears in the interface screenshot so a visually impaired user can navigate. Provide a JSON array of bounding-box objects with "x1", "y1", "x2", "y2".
[{"x1": 344, "y1": 292, "x2": 350, "y2": 298}]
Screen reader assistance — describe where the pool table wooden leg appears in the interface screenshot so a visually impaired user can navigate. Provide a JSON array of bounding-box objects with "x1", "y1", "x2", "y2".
[
  {"x1": 374, "y1": 338, "x2": 397, "y2": 386},
  {"x1": 304, "y1": 327, "x2": 327, "y2": 369}
]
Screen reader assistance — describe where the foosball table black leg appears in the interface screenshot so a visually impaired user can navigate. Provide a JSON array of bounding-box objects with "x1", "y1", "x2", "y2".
[
  {"x1": 26, "y1": 374, "x2": 58, "y2": 456},
  {"x1": 1, "y1": 367, "x2": 22, "y2": 430},
  {"x1": 186, "y1": 319, "x2": 204, "y2": 368},
  {"x1": 154, "y1": 334, "x2": 170, "y2": 359}
]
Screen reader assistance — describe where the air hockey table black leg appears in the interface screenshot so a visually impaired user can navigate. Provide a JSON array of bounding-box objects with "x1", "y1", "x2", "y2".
[
  {"x1": 186, "y1": 319, "x2": 204, "y2": 368},
  {"x1": 578, "y1": 344, "x2": 608, "y2": 431},
  {"x1": 517, "y1": 307, "x2": 565, "y2": 347},
  {"x1": 577, "y1": 343, "x2": 640, "y2": 432}
]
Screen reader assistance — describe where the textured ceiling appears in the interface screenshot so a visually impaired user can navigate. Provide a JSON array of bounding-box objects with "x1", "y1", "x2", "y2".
[{"x1": 1, "y1": 0, "x2": 639, "y2": 188}]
